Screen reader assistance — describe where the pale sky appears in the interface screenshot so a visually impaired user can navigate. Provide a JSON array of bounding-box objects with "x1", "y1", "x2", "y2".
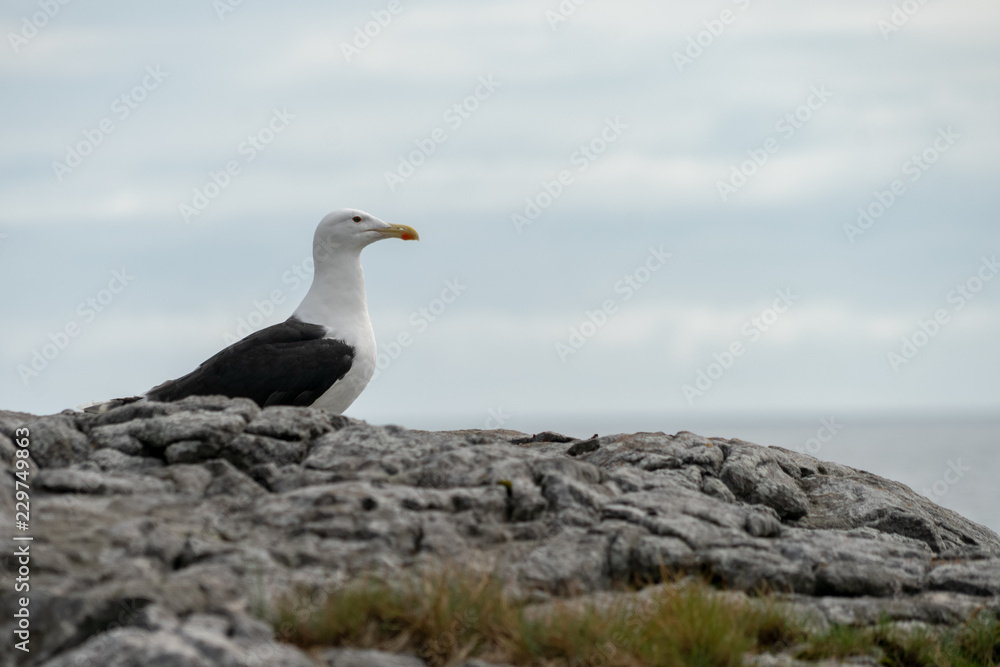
[{"x1": 1, "y1": 0, "x2": 998, "y2": 430}]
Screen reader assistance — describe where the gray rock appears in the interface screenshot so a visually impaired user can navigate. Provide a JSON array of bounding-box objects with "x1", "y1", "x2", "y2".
[
  {"x1": 927, "y1": 559, "x2": 1000, "y2": 596},
  {"x1": 566, "y1": 437, "x2": 600, "y2": 456},
  {"x1": 746, "y1": 655, "x2": 881, "y2": 667},
  {"x1": 35, "y1": 468, "x2": 173, "y2": 495},
  {"x1": 791, "y1": 462, "x2": 995, "y2": 554},
  {"x1": 319, "y1": 648, "x2": 427, "y2": 666},
  {"x1": 38, "y1": 628, "x2": 212, "y2": 667},
  {"x1": 8, "y1": 397, "x2": 1000, "y2": 667},
  {"x1": 38, "y1": 624, "x2": 316, "y2": 667},
  {"x1": 719, "y1": 441, "x2": 809, "y2": 520},
  {"x1": 202, "y1": 458, "x2": 268, "y2": 498},
  {"x1": 156, "y1": 463, "x2": 215, "y2": 496},
  {"x1": 165, "y1": 439, "x2": 222, "y2": 463},
  {"x1": 136, "y1": 410, "x2": 249, "y2": 452},
  {"x1": 510, "y1": 430, "x2": 577, "y2": 444},
  {"x1": 90, "y1": 421, "x2": 146, "y2": 455},
  {"x1": 520, "y1": 527, "x2": 612, "y2": 593},
  {"x1": 245, "y1": 405, "x2": 350, "y2": 441},
  {"x1": 0, "y1": 409, "x2": 35, "y2": 439},
  {"x1": 25, "y1": 414, "x2": 91, "y2": 468},
  {"x1": 86, "y1": 397, "x2": 258, "y2": 459},
  {"x1": 222, "y1": 433, "x2": 310, "y2": 470},
  {"x1": 784, "y1": 589, "x2": 1000, "y2": 628},
  {"x1": 90, "y1": 447, "x2": 165, "y2": 474},
  {"x1": 23, "y1": 590, "x2": 156, "y2": 663}
]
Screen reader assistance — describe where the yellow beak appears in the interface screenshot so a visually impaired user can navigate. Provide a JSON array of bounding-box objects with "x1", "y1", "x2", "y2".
[{"x1": 376, "y1": 224, "x2": 420, "y2": 241}]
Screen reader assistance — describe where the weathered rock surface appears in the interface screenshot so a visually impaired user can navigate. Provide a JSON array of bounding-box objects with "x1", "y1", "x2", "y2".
[{"x1": 1, "y1": 397, "x2": 998, "y2": 666}]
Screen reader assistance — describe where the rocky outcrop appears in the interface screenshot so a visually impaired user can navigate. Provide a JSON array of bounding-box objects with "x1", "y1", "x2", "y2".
[{"x1": 1, "y1": 397, "x2": 998, "y2": 666}]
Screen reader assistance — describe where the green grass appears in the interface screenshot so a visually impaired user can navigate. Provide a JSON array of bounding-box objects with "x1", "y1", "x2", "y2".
[
  {"x1": 796, "y1": 613, "x2": 1000, "y2": 667},
  {"x1": 271, "y1": 568, "x2": 999, "y2": 667}
]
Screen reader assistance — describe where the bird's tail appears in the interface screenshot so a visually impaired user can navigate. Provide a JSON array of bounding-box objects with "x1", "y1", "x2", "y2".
[{"x1": 77, "y1": 396, "x2": 145, "y2": 414}]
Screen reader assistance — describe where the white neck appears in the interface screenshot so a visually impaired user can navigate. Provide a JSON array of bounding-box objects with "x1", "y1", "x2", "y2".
[{"x1": 293, "y1": 250, "x2": 371, "y2": 339}]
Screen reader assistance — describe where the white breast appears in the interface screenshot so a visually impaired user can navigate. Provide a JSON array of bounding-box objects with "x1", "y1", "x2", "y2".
[
  {"x1": 291, "y1": 244, "x2": 381, "y2": 415},
  {"x1": 310, "y1": 326, "x2": 376, "y2": 413}
]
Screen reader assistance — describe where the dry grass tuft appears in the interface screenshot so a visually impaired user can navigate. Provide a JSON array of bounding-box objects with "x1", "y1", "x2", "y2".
[{"x1": 272, "y1": 567, "x2": 999, "y2": 667}]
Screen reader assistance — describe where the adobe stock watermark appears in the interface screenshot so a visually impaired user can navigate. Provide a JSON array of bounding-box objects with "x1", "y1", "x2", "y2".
[
  {"x1": 222, "y1": 257, "x2": 315, "y2": 344},
  {"x1": 178, "y1": 107, "x2": 295, "y2": 223},
  {"x1": 213, "y1": 0, "x2": 247, "y2": 21},
  {"x1": 887, "y1": 254, "x2": 998, "y2": 372},
  {"x1": 384, "y1": 75, "x2": 501, "y2": 192},
  {"x1": 52, "y1": 66, "x2": 169, "y2": 182},
  {"x1": 682, "y1": 288, "x2": 798, "y2": 404},
  {"x1": 877, "y1": 0, "x2": 931, "y2": 41},
  {"x1": 716, "y1": 85, "x2": 833, "y2": 202},
  {"x1": 7, "y1": 0, "x2": 72, "y2": 54},
  {"x1": 221, "y1": 228, "x2": 369, "y2": 343},
  {"x1": 672, "y1": 0, "x2": 752, "y2": 73},
  {"x1": 843, "y1": 127, "x2": 959, "y2": 244},
  {"x1": 17, "y1": 269, "x2": 136, "y2": 386},
  {"x1": 484, "y1": 406, "x2": 512, "y2": 429},
  {"x1": 222, "y1": 231, "x2": 400, "y2": 345},
  {"x1": 512, "y1": 117, "x2": 628, "y2": 233},
  {"x1": 370, "y1": 278, "x2": 469, "y2": 380},
  {"x1": 545, "y1": 0, "x2": 591, "y2": 30},
  {"x1": 793, "y1": 417, "x2": 844, "y2": 457},
  {"x1": 555, "y1": 246, "x2": 671, "y2": 362},
  {"x1": 922, "y1": 459, "x2": 971, "y2": 503},
  {"x1": 341, "y1": 0, "x2": 409, "y2": 63}
]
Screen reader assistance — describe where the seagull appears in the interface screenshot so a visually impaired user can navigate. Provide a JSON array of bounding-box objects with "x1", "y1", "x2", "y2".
[{"x1": 85, "y1": 209, "x2": 418, "y2": 414}]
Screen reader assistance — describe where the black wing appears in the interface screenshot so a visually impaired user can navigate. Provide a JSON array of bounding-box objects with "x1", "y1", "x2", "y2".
[{"x1": 147, "y1": 317, "x2": 354, "y2": 407}]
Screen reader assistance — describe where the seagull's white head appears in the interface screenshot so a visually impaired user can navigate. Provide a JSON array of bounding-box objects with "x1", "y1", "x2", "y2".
[{"x1": 313, "y1": 208, "x2": 419, "y2": 263}]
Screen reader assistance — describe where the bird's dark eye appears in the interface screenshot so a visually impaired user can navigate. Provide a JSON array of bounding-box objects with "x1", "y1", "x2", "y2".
[{"x1": 352, "y1": 216, "x2": 362, "y2": 223}]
